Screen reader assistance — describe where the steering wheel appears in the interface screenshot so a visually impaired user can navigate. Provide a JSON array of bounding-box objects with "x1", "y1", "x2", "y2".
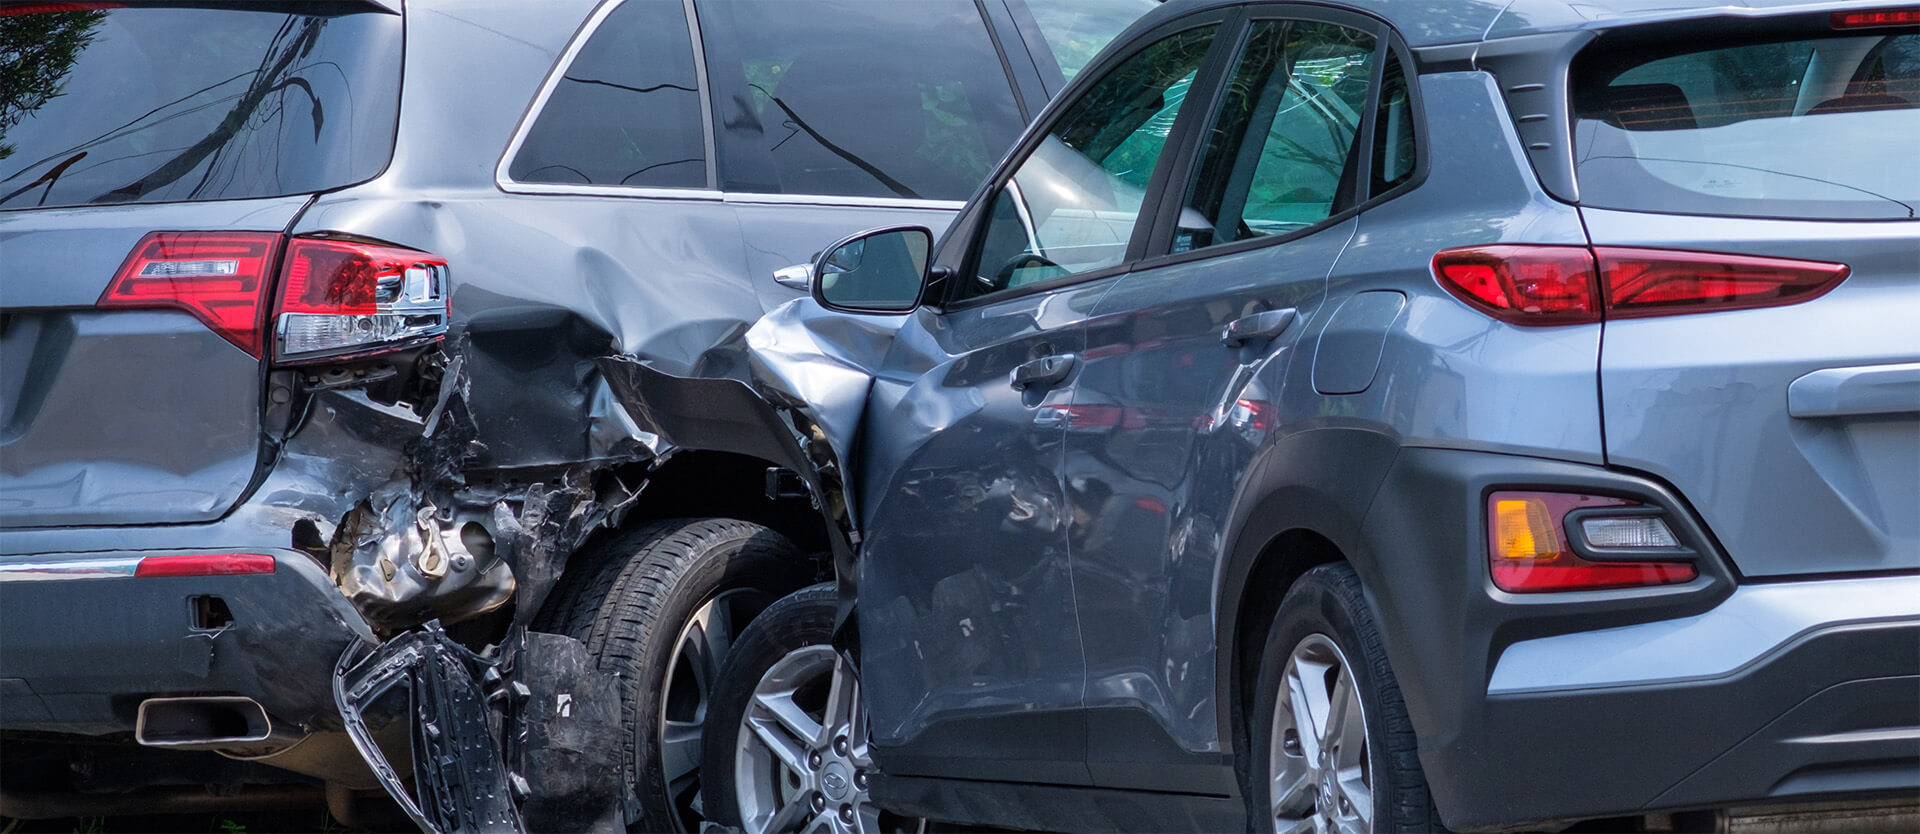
[{"x1": 993, "y1": 252, "x2": 1065, "y2": 287}]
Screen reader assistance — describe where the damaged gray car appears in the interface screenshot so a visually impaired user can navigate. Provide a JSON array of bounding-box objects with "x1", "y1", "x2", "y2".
[{"x1": 0, "y1": 0, "x2": 1155, "y2": 830}]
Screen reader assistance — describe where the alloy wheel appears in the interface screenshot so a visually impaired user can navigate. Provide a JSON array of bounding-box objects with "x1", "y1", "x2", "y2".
[
  {"x1": 1270, "y1": 633, "x2": 1374, "y2": 834},
  {"x1": 659, "y1": 589, "x2": 766, "y2": 831},
  {"x1": 733, "y1": 647, "x2": 923, "y2": 834}
]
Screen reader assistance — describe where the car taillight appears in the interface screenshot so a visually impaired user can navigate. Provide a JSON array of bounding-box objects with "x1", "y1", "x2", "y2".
[
  {"x1": 1832, "y1": 7, "x2": 1920, "y2": 29},
  {"x1": 1487, "y1": 491, "x2": 1696, "y2": 593},
  {"x1": 134, "y1": 554, "x2": 276, "y2": 578},
  {"x1": 99, "y1": 232, "x2": 281, "y2": 356},
  {"x1": 273, "y1": 237, "x2": 450, "y2": 363},
  {"x1": 0, "y1": 2, "x2": 126, "y2": 15},
  {"x1": 100, "y1": 232, "x2": 451, "y2": 362},
  {"x1": 1433, "y1": 246, "x2": 1849, "y2": 325}
]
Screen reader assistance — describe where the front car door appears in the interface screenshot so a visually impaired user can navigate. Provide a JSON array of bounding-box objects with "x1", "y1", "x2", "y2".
[
  {"x1": 854, "y1": 17, "x2": 1233, "y2": 787},
  {"x1": 1058, "y1": 5, "x2": 1409, "y2": 795}
]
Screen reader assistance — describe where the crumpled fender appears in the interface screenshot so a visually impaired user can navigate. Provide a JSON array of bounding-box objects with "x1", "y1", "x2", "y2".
[{"x1": 598, "y1": 298, "x2": 907, "y2": 598}]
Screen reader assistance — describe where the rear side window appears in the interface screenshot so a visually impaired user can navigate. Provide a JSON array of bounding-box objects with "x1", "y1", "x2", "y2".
[
  {"x1": 696, "y1": 0, "x2": 1027, "y2": 201},
  {"x1": 0, "y1": 4, "x2": 400, "y2": 210},
  {"x1": 1177, "y1": 20, "x2": 1377, "y2": 252},
  {"x1": 1572, "y1": 30, "x2": 1919, "y2": 220},
  {"x1": 506, "y1": 0, "x2": 707, "y2": 189},
  {"x1": 1008, "y1": 0, "x2": 1160, "y2": 88}
]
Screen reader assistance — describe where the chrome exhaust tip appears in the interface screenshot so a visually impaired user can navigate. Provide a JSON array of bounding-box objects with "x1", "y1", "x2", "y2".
[{"x1": 134, "y1": 696, "x2": 273, "y2": 748}]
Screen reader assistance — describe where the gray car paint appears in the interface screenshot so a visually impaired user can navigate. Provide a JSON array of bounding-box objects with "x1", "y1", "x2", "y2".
[
  {"x1": 0, "y1": 0, "x2": 1102, "y2": 814},
  {"x1": 1, "y1": 196, "x2": 309, "y2": 527},
  {"x1": 688, "y1": 0, "x2": 1914, "y2": 829},
  {"x1": 1585, "y1": 208, "x2": 1920, "y2": 577}
]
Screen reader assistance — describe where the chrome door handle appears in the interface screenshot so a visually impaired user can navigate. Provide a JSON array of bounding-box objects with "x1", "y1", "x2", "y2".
[
  {"x1": 1011, "y1": 354, "x2": 1078, "y2": 392},
  {"x1": 1221, "y1": 308, "x2": 1297, "y2": 348}
]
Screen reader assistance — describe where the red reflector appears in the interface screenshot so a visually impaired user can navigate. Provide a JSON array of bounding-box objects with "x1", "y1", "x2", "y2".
[
  {"x1": 1432, "y1": 246, "x2": 1600, "y2": 325},
  {"x1": 1832, "y1": 8, "x2": 1920, "y2": 28},
  {"x1": 99, "y1": 232, "x2": 282, "y2": 357},
  {"x1": 1487, "y1": 492, "x2": 1697, "y2": 593},
  {"x1": 1597, "y1": 247, "x2": 1851, "y2": 318},
  {"x1": 0, "y1": 3, "x2": 125, "y2": 15},
  {"x1": 134, "y1": 554, "x2": 276, "y2": 578}
]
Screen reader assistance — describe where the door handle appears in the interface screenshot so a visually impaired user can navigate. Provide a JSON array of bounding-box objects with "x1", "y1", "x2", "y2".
[
  {"x1": 1221, "y1": 308, "x2": 1297, "y2": 348},
  {"x1": 1011, "y1": 354, "x2": 1077, "y2": 392}
]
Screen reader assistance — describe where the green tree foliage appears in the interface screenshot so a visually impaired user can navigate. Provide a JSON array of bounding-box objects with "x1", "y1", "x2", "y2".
[{"x1": 0, "y1": 10, "x2": 107, "y2": 160}]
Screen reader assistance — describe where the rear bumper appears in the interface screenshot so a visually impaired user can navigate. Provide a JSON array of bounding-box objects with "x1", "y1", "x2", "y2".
[
  {"x1": 1360, "y1": 447, "x2": 1920, "y2": 831},
  {"x1": 0, "y1": 549, "x2": 373, "y2": 737},
  {"x1": 1464, "y1": 580, "x2": 1920, "y2": 829}
]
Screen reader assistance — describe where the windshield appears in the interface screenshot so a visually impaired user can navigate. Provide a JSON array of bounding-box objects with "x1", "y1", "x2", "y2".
[
  {"x1": 0, "y1": 4, "x2": 401, "y2": 210},
  {"x1": 1571, "y1": 29, "x2": 1918, "y2": 220}
]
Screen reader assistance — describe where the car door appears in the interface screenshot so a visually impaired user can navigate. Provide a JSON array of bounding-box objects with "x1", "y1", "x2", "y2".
[
  {"x1": 853, "y1": 18, "x2": 1234, "y2": 786},
  {"x1": 1058, "y1": 8, "x2": 1397, "y2": 792}
]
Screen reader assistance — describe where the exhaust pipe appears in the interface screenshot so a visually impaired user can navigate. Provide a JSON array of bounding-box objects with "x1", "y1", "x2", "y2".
[{"x1": 135, "y1": 696, "x2": 274, "y2": 749}]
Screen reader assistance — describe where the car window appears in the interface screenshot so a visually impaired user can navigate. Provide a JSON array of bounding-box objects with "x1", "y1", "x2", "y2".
[
  {"x1": 0, "y1": 5, "x2": 400, "y2": 210},
  {"x1": 1371, "y1": 49, "x2": 1416, "y2": 197},
  {"x1": 506, "y1": 0, "x2": 706, "y2": 189},
  {"x1": 697, "y1": 0, "x2": 1027, "y2": 201},
  {"x1": 1571, "y1": 31, "x2": 1918, "y2": 219},
  {"x1": 1008, "y1": 0, "x2": 1161, "y2": 88},
  {"x1": 1175, "y1": 19, "x2": 1375, "y2": 253},
  {"x1": 965, "y1": 25, "x2": 1218, "y2": 298}
]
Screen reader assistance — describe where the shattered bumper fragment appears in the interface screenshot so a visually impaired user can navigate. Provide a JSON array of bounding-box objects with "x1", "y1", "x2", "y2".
[{"x1": 334, "y1": 624, "x2": 622, "y2": 834}]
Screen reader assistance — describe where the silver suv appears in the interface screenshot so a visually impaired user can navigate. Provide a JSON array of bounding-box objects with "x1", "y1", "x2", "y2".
[{"x1": 0, "y1": 0, "x2": 1152, "y2": 829}]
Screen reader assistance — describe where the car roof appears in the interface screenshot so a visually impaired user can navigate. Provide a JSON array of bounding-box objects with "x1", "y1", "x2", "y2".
[{"x1": 1139, "y1": 0, "x2": 1881, "y2": 47}]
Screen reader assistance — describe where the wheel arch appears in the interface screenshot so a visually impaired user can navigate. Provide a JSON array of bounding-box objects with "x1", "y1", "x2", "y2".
[{"x1": 1213, "y1": 426, "x2": 1403, "y2": 769}]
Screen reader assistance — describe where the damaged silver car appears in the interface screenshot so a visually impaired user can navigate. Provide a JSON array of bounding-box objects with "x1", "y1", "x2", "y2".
[{"x1": 0, "y1": 0, "x2": 1154, "y2": 830}]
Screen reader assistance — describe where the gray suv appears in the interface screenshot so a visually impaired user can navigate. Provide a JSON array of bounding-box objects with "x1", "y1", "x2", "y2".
[
  {"x1": 0, "y1": 0, "x2": 1152, "y2": 829},
  {"x1": 668, "y1": 1, "x2": 1920, "y2": 832}
]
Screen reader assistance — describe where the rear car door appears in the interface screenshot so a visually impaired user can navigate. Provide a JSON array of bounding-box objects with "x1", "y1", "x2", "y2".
[
  {"x1": 855, "y1": 19, "x2": 1229, "y2": 786},
  {"x1": 0, "y1": 3, "x2": 402, "y2": 526},
  {"x1": 1060, "y1": 8, "x2": 1391, "y2": 791},
  {"x1": 1570, "y1": 20, "x2": 1920, "y2": 577}
]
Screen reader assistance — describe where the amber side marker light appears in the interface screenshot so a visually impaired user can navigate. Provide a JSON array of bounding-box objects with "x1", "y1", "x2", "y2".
[{"x1": 1488, "y1": 492, "x2": 1695, "y2": 593}]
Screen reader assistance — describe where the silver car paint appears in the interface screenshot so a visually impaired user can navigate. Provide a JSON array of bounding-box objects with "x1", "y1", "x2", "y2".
[{"x1": 1586, "y1": 208, "x2": 1920, "y2": 576}]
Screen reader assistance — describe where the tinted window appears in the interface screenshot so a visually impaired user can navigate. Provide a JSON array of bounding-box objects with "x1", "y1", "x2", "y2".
[
  {"x1": 697, "y1": 0, "x2": 1026, "y2": 200},
  {"x1": 1176, "y1": 20, "x2": 1374, "y2": 252},
  {"x1": 1572, "y1": 32, "x2": 1919, "y2": 219},
  {"x1": 1009, "y1": 0, "x2": 1160, "y2": 87},
  {"x1": 968, "y1": 26, "x2": 1217, "y2": 296},
  {"x1": 0, "y1": 6, "x2": 400, "y2": 210},
  {"x1": 1371, "y1": 50, "x2": 1416, "y2": 196},
  {"x1": 508, "y1": 0, "x2": 706, "y2": 188}
]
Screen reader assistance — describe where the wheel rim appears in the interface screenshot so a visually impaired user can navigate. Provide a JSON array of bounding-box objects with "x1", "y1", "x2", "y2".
[
  {"x1": 1270, "y1": 633, "x2": 1374, "y2": 834},
  {"x1": 659, "y1": 588, "x2": 766, "y2": 832},
  {"x1": 734, "y1": 646, "x2": 924, "y2": 834}
]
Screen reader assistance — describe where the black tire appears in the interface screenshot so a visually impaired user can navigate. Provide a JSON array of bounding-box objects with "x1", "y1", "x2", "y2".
[
  {"x1": 1250, "y1": 563, "x2": 1445, "y2": 833},
  {"x1": 537, "y1": 518, "x2": 811, "y2": 833},
  {"x1": 703, "y1": 585, "x2": 926, "y2": 834}
]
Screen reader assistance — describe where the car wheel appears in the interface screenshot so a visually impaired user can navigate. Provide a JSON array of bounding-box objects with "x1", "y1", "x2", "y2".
[
  {"x1": 539, "y1": 518, "x2": 811, "y2": 833},
  {"x1": 702, "y1": 584, "x2": 926, "y2": 834},
  {"x1": 1252, "y1": 563, "x2": 1444, "y2": 834}
]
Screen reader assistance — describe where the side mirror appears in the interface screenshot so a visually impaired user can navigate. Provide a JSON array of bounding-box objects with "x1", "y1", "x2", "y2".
[{"x1": 811, "y1": 225, "x2": 932, "y2": 314}]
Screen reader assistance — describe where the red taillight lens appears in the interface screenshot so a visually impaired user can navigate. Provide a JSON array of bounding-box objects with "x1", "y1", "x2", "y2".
[
  {"x1": 1432, "y1": 246, "x2": 1601, "y2": 325},
  {"x1": 134, "y1": 554, "x2": 276, "y2": 578},
  {"x1": 0, "y1": 3, "x2": 126, "y2": 15},
  {"x1": 1596, "y1": 247, "x2": 1850, "y2": 318},
  {"x1": 273, "y1": 237, "x2": 450, "y2": 363},
  {"x1": 1832, "y1": 7, "x2": 1920, "y2": 28},
  {"x1": 1434, "y1": 245, "x2": 1849, "y2": 325},
  {"x1": 98, "y1": 232, "x2": 282, "y2": 357},
  {"x1": 1487, "y1": 491, "x2": 1696, "y2": 593}
]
